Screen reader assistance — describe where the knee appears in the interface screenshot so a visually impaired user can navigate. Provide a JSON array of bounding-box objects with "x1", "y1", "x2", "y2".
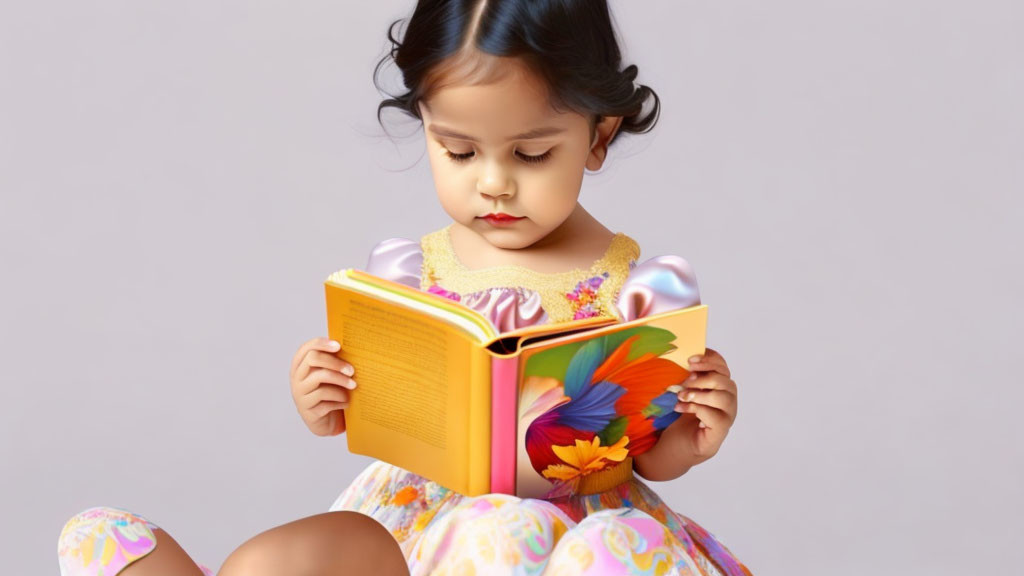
[
  {"x1": 562, "y1": 507, "x2": 676, "y2": 551},
  {"x1": 409, "y1": 496, "x2": 570, "y2": 573},
  {"x1": 577, "y1": 507, "x2": 657, "y2": 528},
  {"x1": 219, "y1": 511, "x2": 406, "y2": 576},
  {"x1": 59, "y1": 505, "x2": 159, "y2": 547},
  {"x1": 547, "y1": 508, "x2": 685, "y2": 572},
  {"x1": 217, "y1": 537, "x2": 277, "y2": 576},
  {"x1": 58, "y1": 506, "x2": 159, "y2": 575}
]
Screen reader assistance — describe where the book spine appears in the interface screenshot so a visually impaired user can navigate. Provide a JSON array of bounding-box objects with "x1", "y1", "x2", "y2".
[
  {"x1": 468, "y1": 347, "x2": 491, "y2": 496},
  {"x1": 490, "y1": 355, "x2": 518, "y2": 495}
]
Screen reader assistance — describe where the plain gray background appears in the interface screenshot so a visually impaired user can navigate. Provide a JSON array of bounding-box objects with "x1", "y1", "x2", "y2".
[{"x1": 2, "y1": 1, "x2": 1021, "y2": 573}]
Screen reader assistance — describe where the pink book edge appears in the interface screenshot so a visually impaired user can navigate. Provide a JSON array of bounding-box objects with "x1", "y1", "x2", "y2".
[{"x1": 490, "y1": 355, "x2": 518, "y2": 495}]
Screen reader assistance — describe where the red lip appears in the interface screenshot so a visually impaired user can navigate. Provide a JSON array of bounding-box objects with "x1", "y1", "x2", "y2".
[{"x1": 482, "y1": 213, "x2": 523, "y2": 221}]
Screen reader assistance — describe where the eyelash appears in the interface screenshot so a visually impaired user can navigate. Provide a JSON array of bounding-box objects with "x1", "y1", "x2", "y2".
[{"x1": 444, "y1": 149, "x2": 552, "y2": 165}]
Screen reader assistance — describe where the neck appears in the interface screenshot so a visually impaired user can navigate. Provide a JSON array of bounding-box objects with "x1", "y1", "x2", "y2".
[{"x1": 528, "y1": 203, "x2": 597, "y2": 251}]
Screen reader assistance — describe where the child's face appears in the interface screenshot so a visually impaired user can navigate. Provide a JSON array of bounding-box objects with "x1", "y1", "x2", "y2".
[{"x1": 418, "y1": 63, "x2": 608, "y2": 250}]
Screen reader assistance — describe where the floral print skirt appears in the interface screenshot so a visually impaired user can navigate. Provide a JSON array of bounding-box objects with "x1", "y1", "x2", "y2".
[
  {"x1": 330, "y1": 460, "x2": 753, "y2": 576},
  {"x1": 56, "y1": 461, "x2": 752, "y2": 576}
]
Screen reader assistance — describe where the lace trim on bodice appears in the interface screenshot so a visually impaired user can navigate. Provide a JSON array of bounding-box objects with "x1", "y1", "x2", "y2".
[{"x1": 419, "y1": 224, "x2": 641, "y2": 324}]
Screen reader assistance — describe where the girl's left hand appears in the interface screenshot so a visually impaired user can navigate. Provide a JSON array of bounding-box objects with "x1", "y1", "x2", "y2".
[{"x1": 668, "y1": 347, "x2": 738, "y2": 464}]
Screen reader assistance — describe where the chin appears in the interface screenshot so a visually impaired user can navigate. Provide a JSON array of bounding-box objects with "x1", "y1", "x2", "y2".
[{"x1": 480, "y1": 228, "x2": 549, "y2": 250}]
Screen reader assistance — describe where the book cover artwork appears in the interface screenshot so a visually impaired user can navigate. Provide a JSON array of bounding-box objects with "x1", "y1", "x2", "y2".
[
  {"x1": 324, "y1": 268, "x2": 707, "y2": 498},
  {"x1": 517, "y1": 325, "x2": 695, "y2": 499}
]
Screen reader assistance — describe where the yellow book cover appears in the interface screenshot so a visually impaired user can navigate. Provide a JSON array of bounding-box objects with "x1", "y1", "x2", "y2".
[{"x1": 324, "y1": 268, "x2": 707, "y2": 498}]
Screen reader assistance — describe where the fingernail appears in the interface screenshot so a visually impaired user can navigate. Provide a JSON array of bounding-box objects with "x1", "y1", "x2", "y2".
[
  {"x1": 348, "y1": 379, "x2": 357, "y2": 389},
  {"x1": 342, "y1": 365, "x2": 354, "y2": 376},
  {"x1": 699, "y1": 422, "x2": 707, "y2": 429},
  {"x1": 686, "y1": 392, "x2": 696, "y2": 402},
  {"x1": 674, "y1": 402, "x2": 685, "y2": 412},
  {"x1": 328, "y1": 340, "x2": 340, "y2": 350},
  {"x1": 688, "y1": 355, "x2": 702, "y2": 364},
  {"x1": 686, "y1": 373, "x2": 697, "y2": 381}
]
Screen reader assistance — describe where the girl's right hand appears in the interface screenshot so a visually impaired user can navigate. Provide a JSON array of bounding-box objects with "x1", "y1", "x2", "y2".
[{"x1": 290, "y1": 337, "x2": 357, "y2": 437}]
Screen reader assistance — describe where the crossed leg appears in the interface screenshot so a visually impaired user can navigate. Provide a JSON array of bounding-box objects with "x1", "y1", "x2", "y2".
[
  {"x1": 217, "y1": 511, "x2": 410, "y2": 576},
  {"x1": 59, "y1": 507, "x2": 408, "y2": 576}
]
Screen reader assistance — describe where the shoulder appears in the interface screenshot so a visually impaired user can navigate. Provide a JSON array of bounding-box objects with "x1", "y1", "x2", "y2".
[
  {"x1": 366, "y1": 237, "x2": 422, "y2": 265},
  {"x1": 610, "y1": 232, "x2": 641, "y2": 265},
  {"x1": 627, "y1": 254, "x2": 699, "y2": 290},
  {"x1": 616, "y1": 253, "x2": 701, "y2": 320},
  {"x1": 365, "y1": 237, "x2": 423, "y2": 289},
  {"x1": 417, "y1": 226, "x2": 451, "y2": 260}
]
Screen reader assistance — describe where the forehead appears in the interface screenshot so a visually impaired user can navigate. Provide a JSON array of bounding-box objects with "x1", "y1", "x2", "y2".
[{"x1": 420, "y1": 64, "x2": 578, "y2": 136}]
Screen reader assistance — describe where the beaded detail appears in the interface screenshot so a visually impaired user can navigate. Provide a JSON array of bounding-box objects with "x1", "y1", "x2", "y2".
[{"x1": 420, "y1": 224, "x2": 640, "y2": 324}]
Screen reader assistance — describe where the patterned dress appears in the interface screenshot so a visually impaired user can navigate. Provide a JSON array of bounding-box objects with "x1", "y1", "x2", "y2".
[
  {"x1": 56, "y1": 224, "x2": 752, "y2": 576},
  {"x1": 330, "y1": 225, "x2": 752, "y2": 576}
]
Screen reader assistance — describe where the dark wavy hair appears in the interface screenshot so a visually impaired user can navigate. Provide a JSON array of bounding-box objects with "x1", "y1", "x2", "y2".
[{"x1": 374, "y1": 0, "x2": 660, "y2": 147}]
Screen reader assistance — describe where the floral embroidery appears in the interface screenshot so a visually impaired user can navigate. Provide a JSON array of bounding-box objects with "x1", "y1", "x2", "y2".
[
  {"x1": 428, "y1": 283, "x2": 461, "y2": 302},
  {"x1": 566, "y1": 272, "x2": 610, "y2": 319}
]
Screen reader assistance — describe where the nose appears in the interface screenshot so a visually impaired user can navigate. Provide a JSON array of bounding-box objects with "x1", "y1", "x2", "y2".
[{"x1": 476, "y1": 161, "x2": 514, "y2": 198}]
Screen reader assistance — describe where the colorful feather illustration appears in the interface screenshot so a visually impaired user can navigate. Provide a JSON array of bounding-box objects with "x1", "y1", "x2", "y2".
[{"x1": 521, "y1": 326, "x2": 692, "y2": 492}]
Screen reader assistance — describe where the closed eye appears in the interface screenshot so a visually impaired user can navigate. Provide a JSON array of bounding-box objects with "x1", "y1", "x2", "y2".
[
  {"x1": 444, "y1": 150, "x2": 474, "y2": 163},
  {"x1": 517, "y1": 150, "x2": 552, "y2": 164},
  {"x1": 443, "y1": 149, "x2": 553, "y2": 165}
]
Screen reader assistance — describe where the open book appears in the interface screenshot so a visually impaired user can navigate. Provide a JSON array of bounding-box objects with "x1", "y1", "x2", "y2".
[{"x1": 324, "y1": 268, "x2": 708, "y2": 498}]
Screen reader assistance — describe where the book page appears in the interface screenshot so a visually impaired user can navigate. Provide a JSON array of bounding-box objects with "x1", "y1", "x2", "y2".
[
  {"x1": 325, "y1": 283, "x2": 477, "y2": 494},
  {"x1": 341, "y1": 299, "x2": 449, "y2": 448}
]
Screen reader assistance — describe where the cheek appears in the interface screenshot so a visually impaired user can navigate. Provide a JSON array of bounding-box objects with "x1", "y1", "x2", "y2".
[
  {"x1": 548, "y1": 159, "x2": 585, "y2": 200},
  {"x1": 522, "y1": 171, "x2": 581, "y2": 214},
  {"x1": 431, "y1": 167, "x2": 475, "y2": 218},
  {"x1": 427, "y1": 156, "x2": 460, "y2": 194}
]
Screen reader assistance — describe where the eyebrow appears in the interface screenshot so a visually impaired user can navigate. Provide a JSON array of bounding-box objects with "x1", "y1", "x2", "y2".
[{"x1": 427, "y1": 124, "x2": 566, "y2": 143}]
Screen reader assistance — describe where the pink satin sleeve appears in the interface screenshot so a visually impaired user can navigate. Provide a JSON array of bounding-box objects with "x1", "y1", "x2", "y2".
[
  {"x1": 364, "y1": 238, "x2": 549, "y2": 332},
  {"x1": 615, "y1": 255, "x2": 701, "y2": 321},
  {"x1": 364, "y1": 238, "x2": 701, "y2": 330},
  {"x1": 364, "y1": 238, "x2": 423, "y2": 289}
]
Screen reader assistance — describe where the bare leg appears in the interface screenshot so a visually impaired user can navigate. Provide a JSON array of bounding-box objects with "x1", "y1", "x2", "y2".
[
  {"x1": 120, "y1": 529, "x2": 207, "y2": 576},
  {"x1": 217, "y1": 510, "x2": 409, "y2": 576}
]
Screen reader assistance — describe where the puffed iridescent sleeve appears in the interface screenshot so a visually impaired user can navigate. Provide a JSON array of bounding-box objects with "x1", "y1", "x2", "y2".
[
  {"x1": 615, "y1": 255, "x2": 701, "y2": 321},
  {"x1": 364, "y1": 238, "x2": 423, "y2": 289}
]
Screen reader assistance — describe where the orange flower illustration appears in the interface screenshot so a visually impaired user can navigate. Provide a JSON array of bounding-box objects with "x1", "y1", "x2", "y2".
[{"x1": 541, "y1": 435, "x2": 630, "y2": 482}]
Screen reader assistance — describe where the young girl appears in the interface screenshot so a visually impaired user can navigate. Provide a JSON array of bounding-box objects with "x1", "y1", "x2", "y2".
[{"x1": 58, "y1": 1, "x2": 751, "y2": 574}]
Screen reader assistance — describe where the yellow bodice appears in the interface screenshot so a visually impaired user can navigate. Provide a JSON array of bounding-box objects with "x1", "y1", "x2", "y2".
[{"x1": 418, "y1": 224, "x2": 641, "y2": 324}]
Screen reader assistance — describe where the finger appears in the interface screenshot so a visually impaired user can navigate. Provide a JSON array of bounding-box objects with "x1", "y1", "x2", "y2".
[
  {"x1": 293, "y1": 343, "x2": 347, "y2": 386},
  {"x1": 292, "y1": 337, "x2": 341, "y2": 380},
  {"x1": 674, "y1": 401, "x2": 732, "y2": 430},
  {"x1": 298, "y1": 368, "x2": 356, "y2": 399},
  {"x1": 306, "y1": 350, "x2": 355, "y2": 377},
  {"x1": 686, "y1": 357, "x2": 730, "y2": 378},
  {"x1": 680, "y1": 373, "x2": 737, "y2": 395},
  {"x1": 310, "y1": 367, "x2": 357, "y2": 392},
  {"x1": 302, "y1": 383, "x2": 351, "y2": 411},
  {"x1": 676, "y1": 388, "x2": 736, "y2": 415},
  {"x1": 309, "y1": 400, "x2": 349, "y2": 420},
  {"x1": 686, "y1": 348, "x2": 730, "y2": 378}
]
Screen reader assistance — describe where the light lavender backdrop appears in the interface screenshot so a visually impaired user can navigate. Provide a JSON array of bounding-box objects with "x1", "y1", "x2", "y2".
[{"x1": 2, "y1": 1, "x2": 1021, "y2": 574}]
